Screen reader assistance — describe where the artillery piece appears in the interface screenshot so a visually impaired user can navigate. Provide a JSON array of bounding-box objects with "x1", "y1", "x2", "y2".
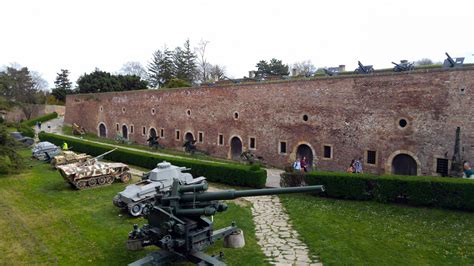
[
  {"x1": 392, "y1": 60, "x2": 415, "y2": 72},
  {"x1": 354, "y1": 61, "x2": 374, "y2": 74},
  {"x1": 323, "y1": 68, "x2": 337, "y2": 76},
  {"x1": 126, "y1": 179, "x2": 324, "y2": 265},
  {"x1": 443, "y1": 52, "x2": 464, "y2": 68},
  {"x1": 57, "y1": 148, "x2": 131, "y2": 190}
]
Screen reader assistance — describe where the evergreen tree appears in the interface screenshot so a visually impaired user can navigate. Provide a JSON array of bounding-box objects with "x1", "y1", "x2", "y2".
[
  {"x1": 147, "y1": 47, "x2": 175, "y2": 88},
  {"x1": 255, "y1": 58, "x2": 289, "y2": 77},
  {"x1": 182, "y1": 39, "x2": 197, "y2": 83},
  {"x1": 52, "y1": 69, "x2": 73, "y2": 102}
]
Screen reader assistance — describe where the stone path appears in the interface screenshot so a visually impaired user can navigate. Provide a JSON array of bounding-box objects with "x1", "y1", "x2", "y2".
[{"x1": 249, "y1": 195, "x2": 321, "y2": 266}]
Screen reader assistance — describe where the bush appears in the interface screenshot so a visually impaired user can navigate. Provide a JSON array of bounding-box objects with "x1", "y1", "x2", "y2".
[
  {"x1": 39, "y1": 132, "x2": 267, "y2": 188},
  {"x1": 23, "y1": 112, "x2": 58, "y2": 127},
  {"x1": 16, "y1": 123, "x2": 35, "y2": 138},
  {"x1": 282, "y1": 171, "x2": 474, "y2": 211}
]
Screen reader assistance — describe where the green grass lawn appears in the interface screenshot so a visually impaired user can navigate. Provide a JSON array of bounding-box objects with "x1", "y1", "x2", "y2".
[
  {"x1": 0, "y1": 150, "x2": 267, "y2": 265},
  {"x1": 280, "y1": 194, "x2": 474, "y2": 265}
]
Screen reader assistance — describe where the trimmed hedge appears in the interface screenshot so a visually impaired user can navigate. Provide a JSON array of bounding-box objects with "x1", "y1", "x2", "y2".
[
  {"x1": 281, "y1": 171, "x2": 474, "y2": 211},
  {"x1": 24, "y1": 112, "x2": 58, "y2": 127},
  {"x1": 39, "y1": 132, "x2": 267, "y2": 188},
  {"x1": 16, "y1": 123, "x2": 35, "y2": 138}
]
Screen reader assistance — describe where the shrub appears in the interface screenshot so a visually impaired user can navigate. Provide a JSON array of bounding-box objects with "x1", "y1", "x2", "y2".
[
  {"x1": 23, "y1": 112, "x2": 58, "y2": 127},
  {"x1": 282, "y1": 171, "x2": 474, "y2": 211},
  {"x1": 16, "y1": 123, "x2": 35, "y2": 138},
  {"x1": 39, "y1": 132, "x2": 267, "y2": 188}
]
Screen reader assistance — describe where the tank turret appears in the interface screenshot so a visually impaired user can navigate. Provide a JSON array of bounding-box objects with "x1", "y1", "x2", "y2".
[
  {"x1": 113, "y1": 161, "x2": 206, "y2": 217},
  {"x1": 50, "y1": 150, "x2": 92, "y2": 168},
  {"x1": 126, "y1": 179, "x2": 324, "y2": 265}
]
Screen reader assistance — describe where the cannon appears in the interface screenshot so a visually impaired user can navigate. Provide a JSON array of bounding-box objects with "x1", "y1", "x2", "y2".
[
  {"x1": 354, "y1": 61, "x2": 374, "y2": 74},
  {"x1": 126, "y1": 179, "x2": 324, "y2": 265},
  {"x1": 392, "y1": 60, "x2": 415, "y2": 72},
  {"x1": 323, "y1": 68, "x2": 337, "y2": 76},
  {"x1": 443, "y1": 52, "x2": 464, "y2": 68}
]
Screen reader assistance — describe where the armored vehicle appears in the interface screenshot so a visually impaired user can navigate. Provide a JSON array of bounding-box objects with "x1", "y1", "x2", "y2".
[
  {"x1": 10, "y1": 132, "x2": 34, "y2": 146},
  {"x1": 113, "y1": 161, "x2": 206, "y2": 217},
  {"x1": 32, "y1": 141, "x2": 61, "y2": 161},
  {"x1": 126, "y1": 179, "x2": 325, "y2": 265},
  {"x1": 51, "y1": 151, "x2": 92, "y2": 168},
  {"x1": 57, "y1": 149, "x2": 131, "y2": 190}
]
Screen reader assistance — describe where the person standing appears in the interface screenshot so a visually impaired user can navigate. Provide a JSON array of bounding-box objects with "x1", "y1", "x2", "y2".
[
  {"x1": 354, "y1": 157, "x2": 363, "y2": 173},
  {"x1": 347, "y1": 160, "x2": 355, "y2": 173},
  {"x1": 301, "y1": 156, "x2": 308, "y2": 172},
  {"x1": 293, "y1": 158, "x2": 301, "y2": 172}
]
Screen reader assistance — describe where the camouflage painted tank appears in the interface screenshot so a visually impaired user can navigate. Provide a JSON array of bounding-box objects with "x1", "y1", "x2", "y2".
[
  {"x1": 56, "y1": 149, "x2": 131, "y2": 189},
  {"x1": 51, "y1": 151, "x2": 92, "y2": 168},
  {"x1": 113, "y1": 161, "x2": 206, "y2": 217}
]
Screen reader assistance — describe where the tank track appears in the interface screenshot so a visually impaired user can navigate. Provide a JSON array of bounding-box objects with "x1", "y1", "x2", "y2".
[{"x1": 73, "y1": 174, "x2": 115, "y2": 190}]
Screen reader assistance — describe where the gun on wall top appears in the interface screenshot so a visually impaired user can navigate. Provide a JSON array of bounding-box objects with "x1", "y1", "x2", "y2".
[
  {"x1": 354, "y1": 61, "x2": 374, "y2": 74},
  {"x1": 392, "y1": 60, "x2": 415, "y2": 72},
  {"x1": 443, "y1": 52, "x2": 464, "y2": 68},
  {"x1": 126, "y1": 179, "x2": 325, "y2": 265}
]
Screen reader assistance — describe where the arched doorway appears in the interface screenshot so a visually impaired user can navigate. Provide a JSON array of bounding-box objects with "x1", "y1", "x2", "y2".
[
  {"x1": 149, "y1": 128, "x2": 157, "y2": 138},
  {"x1": 230, "y1": 136, "x2": 242, "y2": 160},
  {"x1": 122, "y1": 125, "x2": 128, "y2": 139},
  {"x1": 98, "y1": 123, "x2": 106, "y2": 137},
  {"x1": 392, "y1": 154, "x2": 417, "y2": 175},
  {"x1": 185, "y1": 132, "x2": 194, "y2": 142},
  {"x1": 296, "y1": 144, "x2": 314, "y2": 170}
]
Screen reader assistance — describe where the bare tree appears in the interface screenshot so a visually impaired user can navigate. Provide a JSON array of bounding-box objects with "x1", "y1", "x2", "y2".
[
  {"x1": 292, "y1": 60, "x2": 317, "y2": 77},
  {"x1": 415, "y1": 58, "x2": 434, "y2": 66},
  {"x1": 30, "y1": 71, "x2": 49, "y2": 91},
  {"x1": 195, "y1": 40, "x2": 211, "y2": 82},
  {"x1": 209, "y1": 64, "x2": 226, "y2": 81},
  {"x1": 120, "y1": 61, "x2": 148, "y2": 80}
]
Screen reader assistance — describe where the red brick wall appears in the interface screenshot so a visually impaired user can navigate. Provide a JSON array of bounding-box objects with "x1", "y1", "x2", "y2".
[{"x1": 65, "y1": 68, "x2": 474, "y2": 175}]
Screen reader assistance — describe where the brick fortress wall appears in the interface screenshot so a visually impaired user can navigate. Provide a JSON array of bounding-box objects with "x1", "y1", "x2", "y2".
[{"x1": 65, "y1": 68, "x2": 474, "y2": 176}]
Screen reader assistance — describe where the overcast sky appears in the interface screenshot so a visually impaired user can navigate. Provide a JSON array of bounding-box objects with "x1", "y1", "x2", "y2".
[{"x1": 1, "y1": 0, "x2": 473, "y2": 88}]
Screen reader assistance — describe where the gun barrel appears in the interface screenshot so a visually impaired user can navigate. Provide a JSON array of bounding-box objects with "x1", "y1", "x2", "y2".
[
  {"x1": 358, "y1": 61, "x2": 364, "y2": 68},
  {"x1": 179, "y1": 185, "x2": 324, "y2": 202},
  {"x1": 392, "y1": 62, "x2": 399, "y2": 66}
]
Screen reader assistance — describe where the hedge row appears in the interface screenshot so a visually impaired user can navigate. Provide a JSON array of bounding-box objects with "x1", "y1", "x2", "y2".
[
  {"x1": 281, "y1": 171, "x2": 474, "y2": 211},
  {"x1": 39, "y1": 132, "x2": 267, "y2": 188},
  {"x1": 24, "y1": 112, "x2": 58, "y2": 127}
]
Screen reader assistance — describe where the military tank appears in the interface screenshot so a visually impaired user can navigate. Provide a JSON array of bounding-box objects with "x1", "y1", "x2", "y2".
[
  {"x1": 32, "y1": 141, "x2": 61, "y2": 161},
  {"x1": 57, "y1": 149, "x2": 132, "y2": 190},
  {"x1": 51, "y1": 151, "x2": 92, "y2": 168},
  {"x1": 113, "y1": 161, "x2": 206, "y2": 217}
]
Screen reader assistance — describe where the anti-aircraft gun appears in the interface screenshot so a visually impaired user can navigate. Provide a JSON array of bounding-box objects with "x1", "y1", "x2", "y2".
[
  {"x1": 443, "y1": 52, "x2": 464, "y2": 68},
  {"x1": 56, "y1": 148, "x2": 131, "y2": 189},
  {"x1": 354, "y1": 61, "x2": 374, "y2": 74},
  {"x1": 392, "y1": 60, "x2": 415, "y2": 72},
  {"x1": 126, "y1": 180, "x2": 324, "y2": 265}
]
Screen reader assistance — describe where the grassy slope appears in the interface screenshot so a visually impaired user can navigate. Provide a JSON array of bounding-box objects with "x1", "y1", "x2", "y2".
[
  {"x1": 280, "y1": 194, "x2": 474, "y2": 265},
  {"x1": 0, "y1": 150, "x2": 267, "y2": 265}
]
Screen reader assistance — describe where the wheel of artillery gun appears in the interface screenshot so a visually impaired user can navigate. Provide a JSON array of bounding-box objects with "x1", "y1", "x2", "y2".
[{"x1": 120, "y1": 172, "x2": 132, "y2": 183}]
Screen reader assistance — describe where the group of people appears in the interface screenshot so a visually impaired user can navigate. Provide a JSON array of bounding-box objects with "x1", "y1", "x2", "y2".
[
  {"x1": 347, "y1": 158, "x2": 363, "y2": 173},
  {"x1": 293, "y1": 156, "x2": 309, "y2": 172}
]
